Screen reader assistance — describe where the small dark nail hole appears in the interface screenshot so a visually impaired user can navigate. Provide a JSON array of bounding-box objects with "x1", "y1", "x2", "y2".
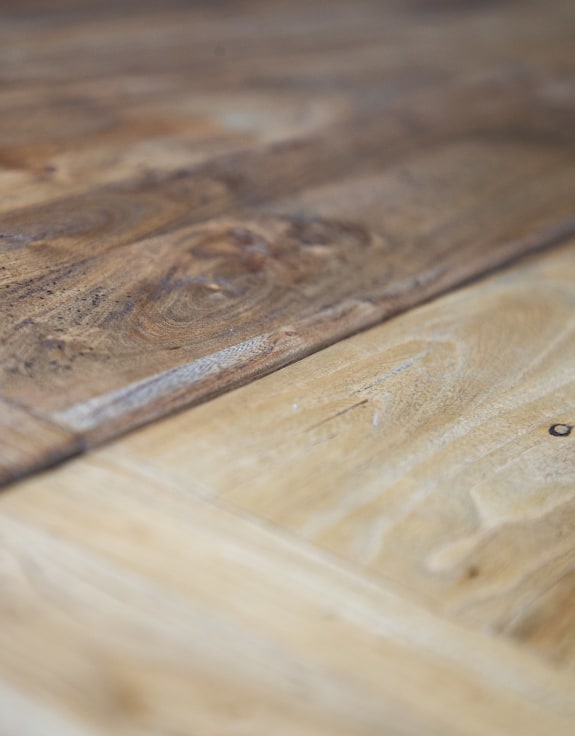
[{"x1": 549, "y1": 424, "x2": 572, "y2": 437}]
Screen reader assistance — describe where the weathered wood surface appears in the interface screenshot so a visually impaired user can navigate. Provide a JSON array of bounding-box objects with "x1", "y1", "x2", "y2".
[
  {"x1": 103, "y1": 240, "x2": 575, "y2": 672},
  {"x1": 2, "y1": 0, "x2": 575, "y2": 480},
  {"x1": 1, "y1": 244, "x2": 575, "y2": 735}
]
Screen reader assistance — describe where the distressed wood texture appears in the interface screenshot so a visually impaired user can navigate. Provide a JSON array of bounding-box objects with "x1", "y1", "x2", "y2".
[
  {"x1": 1, "y1": 244, "x2": 575, "y2": 735},
  {"x1": 2, "y1": 0, "x2": 575, "y2": 480},
  {"x1": 100, "y1": 241, "x2": 575, "y2": 672}
]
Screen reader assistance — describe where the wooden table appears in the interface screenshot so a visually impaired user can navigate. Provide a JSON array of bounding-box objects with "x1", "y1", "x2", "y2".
[{"x1": 1, "y1": 1, "x2": 575, "y2": 734}]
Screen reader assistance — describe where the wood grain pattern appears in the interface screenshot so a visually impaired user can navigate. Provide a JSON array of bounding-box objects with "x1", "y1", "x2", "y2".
[
  {"x1": 2, "y1": 0, "x2": 575, "y2": 481},
  {"x1": 0, "y1": 462, "x2": 574, "y2": 736},
  {"x1": 105, "y1": 241, "x2": 575, "y2": 672},
  {"x1": 2, "y1": 244, "x2": 575, "y2": 734}
]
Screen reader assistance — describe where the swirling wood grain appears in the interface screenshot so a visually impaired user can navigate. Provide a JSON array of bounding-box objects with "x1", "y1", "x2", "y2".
[{"x1": 2, "y1": 0, "x2": 575, "y2": 481}]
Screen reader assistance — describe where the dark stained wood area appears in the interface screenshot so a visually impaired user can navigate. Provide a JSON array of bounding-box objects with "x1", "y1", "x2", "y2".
[{"x1": 2, "y1": 0, "x2": 575, "y2": 481}]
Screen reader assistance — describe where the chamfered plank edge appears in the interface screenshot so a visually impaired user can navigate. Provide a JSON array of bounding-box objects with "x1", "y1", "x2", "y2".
[{"x1": 0, "y1": 398, "x2": 84, "y2": 487}]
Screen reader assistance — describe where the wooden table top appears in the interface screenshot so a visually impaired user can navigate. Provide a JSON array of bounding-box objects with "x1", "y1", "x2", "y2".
[{"x1": 1, "y1": 1, "x2": 575, "y2": 734}]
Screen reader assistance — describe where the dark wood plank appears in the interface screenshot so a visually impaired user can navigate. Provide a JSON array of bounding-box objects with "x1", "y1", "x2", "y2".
[
  {"x1": 1, "y1": 0, "x2": 575, "y2": 480},
  {"x1": 4, "y1": 137, "x2": 575, "y2": 446}
]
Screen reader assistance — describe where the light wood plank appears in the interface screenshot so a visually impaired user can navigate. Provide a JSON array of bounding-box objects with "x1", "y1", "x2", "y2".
[{"x1": 1, "y1": 456, "x2": 574, "y2": 735}]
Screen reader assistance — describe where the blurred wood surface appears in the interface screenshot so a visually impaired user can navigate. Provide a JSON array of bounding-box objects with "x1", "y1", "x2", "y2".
[
  {"x1": 2, "y1": 0, "x2": 575, "y2": 481},
  {"x1": 2, "y1": 243, "x2": 575, "y2": 735},
  {"x1": 3, "y1": 2, "x2": 575, "y2": 733}
]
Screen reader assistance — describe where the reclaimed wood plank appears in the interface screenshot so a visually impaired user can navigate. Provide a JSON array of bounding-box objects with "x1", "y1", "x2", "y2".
[{"x1": 3, "y1": 135, "x2": 575, "y2": 459}]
